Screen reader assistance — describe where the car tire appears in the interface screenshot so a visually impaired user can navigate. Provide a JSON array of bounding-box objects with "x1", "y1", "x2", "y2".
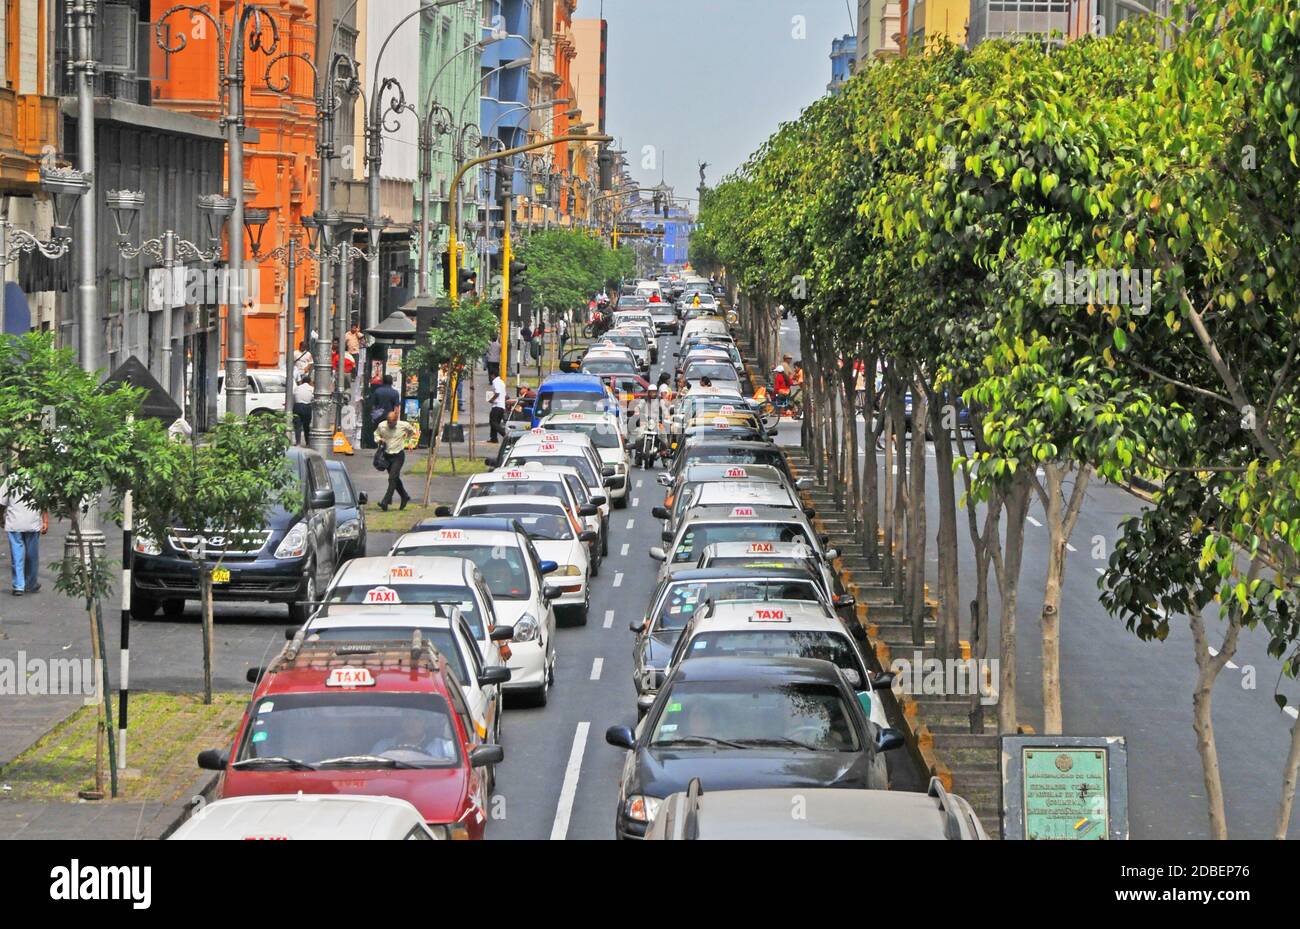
[
  {"x1": 590, "y1": 549, "x2": 600, "y2": 577},
  {"x1": 614, "y1": 492, "x2": 628, "y2": 510},
  {"x1": 601, "y1": 524, "x2": 610, "y2": 557},
  {"x1": 161, "y1": 599, "x2": 186, "y2": 619},
  {"x1": 288, "y1": 563, "x2": 316, "y2": 625},
  {"x1": 130, "y1": 593, "x2": 160, "y2": 621}
]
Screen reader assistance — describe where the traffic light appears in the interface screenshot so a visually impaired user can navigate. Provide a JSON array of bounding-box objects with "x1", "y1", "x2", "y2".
[
  {"x1": 598, "y1": 148, "x2": 614, "y2": 191},
  {"x1": 441, "y1": 250, "x2": 452, "y2": 291},
  {"x1": 509, "y1": 261, "x2": 528, "y2": 297},
  {"x1": 458, "y1": 269, "x2": 477, "y2": 294}
]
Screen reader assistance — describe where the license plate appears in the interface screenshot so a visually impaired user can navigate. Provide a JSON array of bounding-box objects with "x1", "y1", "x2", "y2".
[{"x1": 211, "y1": 567, "x2": 231, "y2": 585}]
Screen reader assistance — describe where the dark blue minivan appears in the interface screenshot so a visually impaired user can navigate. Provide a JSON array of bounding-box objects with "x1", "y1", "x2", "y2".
[{"x1": 530, "y1": 373, "x2": 615, "y2": 427}]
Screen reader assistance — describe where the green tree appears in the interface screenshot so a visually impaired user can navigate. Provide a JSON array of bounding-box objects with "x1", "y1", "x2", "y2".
[
  {"x1": 408, "y1": 297, "x2": 498, "y2": 469},
  {"x1": 132, "y1": 417, "x2": 294, "y2": 704}
]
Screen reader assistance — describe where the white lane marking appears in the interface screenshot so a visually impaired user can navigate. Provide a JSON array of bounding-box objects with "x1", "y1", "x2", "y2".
[
  {"x1": 550, "y1": 722, "x2": 590, "y2": 840},
  {"x1": 620, "y1": 543, "x2": 629, "y2": 556},
  {"x1": 1286, "y1": 706, "x2": 1299, "y2": 720},
  {"x1": 626, "y1": 518, "x2": 635, "y2": 530},
  {"x1": 1206, "y1": 646, "x2": 1239, "y2": 671},
  {"x1": 603, "y1": 609, "x2": 615, "y2": 629},
  {"x1": 1095, "y1": 567, "x2": 1105, "y2": 575},
  {"x1": 632, "y1": 497, "x2": 639, "y2": 507},
  {"x1": 613, "y1": 572, "x2": 624, "y2": 588},
  {"x1": 1027, "y1": 516, "x2": 1043, "y2": 527},
  {"x1": 590, "y1": 657, "x2": 604, "y2": 680},
  {"x1": 1066, "y1": 542, "x2": 1077, "y2": 552},
  {"x1": 635, "y1": 479, "x2": 643, "y2": 489}
]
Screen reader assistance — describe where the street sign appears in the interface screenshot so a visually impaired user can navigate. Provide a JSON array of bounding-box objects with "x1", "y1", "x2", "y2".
[
  {"x1": 103, "y1": 356, "x2": 183, "y2": 426},
  {"x1": 1001, "y1": 735, "x2": 1129, "y2": 840}
]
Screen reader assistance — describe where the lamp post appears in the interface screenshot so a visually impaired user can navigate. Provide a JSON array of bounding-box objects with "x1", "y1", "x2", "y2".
[
  {"x1": 105, "y1": 191, "x2": 233, "y2": 396},
  {"x1": 156, "y1": 3, "x2": 281, "y2": 422},
  {"x1": 0, "y1": 167, "x2": 87, "y2": 333}
]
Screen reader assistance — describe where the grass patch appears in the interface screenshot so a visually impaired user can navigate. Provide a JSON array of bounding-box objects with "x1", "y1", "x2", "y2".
[
  {"x1": 365, "y1": 503, "x2": 445, "y2": 533},
  {"x1": 0, "y1": 692, "x2": 245, "y2": 803},
  {"x1": 422, "y1": 455, "x2": 489, "y2": 477}
]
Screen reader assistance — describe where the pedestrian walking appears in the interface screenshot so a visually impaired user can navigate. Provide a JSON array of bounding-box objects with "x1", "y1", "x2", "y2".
[
  {"x1": 484, "y1": 335, "x2": 501, "y2": 382},
  {"x1": 488, "y1": 371, "x2": 508, "y2": 442},
  {"x1": 293, "y1": 374, "x2": 314, "y2": 445},
  {"x1": 0, "y1": 477, "x2": 48, "y2": 596},
  {"x1": 374, "y1": 408, "x2": 416, "y2": 511},
  {"x1": 293, "y1": 340, "x2": 313, "y2": 380},
  {"x1": 371, "y1": 373, "x2": 400, "y2": 423},
  {"x1": 558, "y1": 316, "x2": 569, "y2": 353}
]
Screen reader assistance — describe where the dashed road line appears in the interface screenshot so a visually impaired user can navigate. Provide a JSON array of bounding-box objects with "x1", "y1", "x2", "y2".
[
  {"x1": 549, "y1": 722, "x2": 590, "y2": 840},
  {"x1": 626, "y1": 518, "x2": 635, "y2": 530},
  {"x1": 590, "y1": 657, "x2": 604, "y2": 680},
  {"x1": 1206, "y1": 646, "x2": 1239, "y2": 671},
  {"x1": 635, "y1": 479, "x2": 643, "y2": 489},
  {"x1": 632, "y1": 497, "x2": 639, "y2": 507},
  {"x1": 1027, "y1": 516, "x2": 1043, "y2": 528},
  {"x1": 613, "y1": 572, "x2": 624, "y2": 588},
  {"x1": 620, "y1": 543, "x2": 629, "y2": 556},
  {"x1": 1066, "y1": 542, "x2": 1077, "y2": 553},
  {"x1": 1286, "y1": 706, "x2": 1299, "y2": 720},
  {"x1": 603, "y1": 609, "x2": 615, "y2": 629}
]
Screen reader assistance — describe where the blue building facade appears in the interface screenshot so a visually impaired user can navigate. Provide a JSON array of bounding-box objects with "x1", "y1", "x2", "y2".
[
  {"x1": 829, "y1": 34, "x2": 857, "y2": 93},
  {"x1": 481, "y1": 0, "x2": 535, "y2": 206}
]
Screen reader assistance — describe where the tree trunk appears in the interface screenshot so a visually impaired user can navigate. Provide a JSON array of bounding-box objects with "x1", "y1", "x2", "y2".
[
  {"x1": 1038, "y1": 462, "x2": 1092, "y2": 735},
  {"x1": 890, "y1": 383, "x2": 908, "y2": 604},
  {"x1": 1188, "y1": 604, "x2": 1238, "y2": 840},
  {"x1": 861, "y1": 352, "x2": 881, "y2": 568},
  {"x1": 882, "y1": 399, "x2": 896, "y2": 587},
  {"x1": 907, "y1": 383, "x2": 928, "y2": 644},
  {"x1": 994, "y1": 473, "x2": 1032, "y2": 734},
  {"x1": 928, "y1": 390, "x2": 960, "y2": 660},
  {"x1": 201, "y1": 569, "x2": 214, "y2": 705},
  {"x1": 1277, "y1": 711, "x2": 1300, "y2": 839}
]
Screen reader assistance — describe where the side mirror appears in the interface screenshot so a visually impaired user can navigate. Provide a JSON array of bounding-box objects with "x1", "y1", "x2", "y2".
[
  {"x1": 484, "y1": 458, "x2": 496, "y2": 468},
  {"x1": 651, "y1": 505, "x2": 671, "y2": 521},
  {"x1": 636, "y1": 694, "x2": 657, "y2": 717},
  {"x1": 656, "y1": 472, "x2": 671, "y2": 487},
  {"x1": 825, "y1": 548, "x2": 839, "y2": 561},
  {"x1": 590, "y1": 495, "x2": 608, "y2": 507},
  {"x1": 601, "y1": 464, "x2": 616, "y2": 477},
  {"x1": 578, "y1": 503, "x2": 599, "y2": 517},
  {"x1": 197, "y1": 748, "x2": 229, "y2": 771},
  {"x1": 469, "y1": 744, "x2": 505, "y2": 768},
  {"x1": 795, "y1": 477, "x2": 812, "y2": 489},
  {"x1": 629, "y1": 619, "x2": 646, "y2": 634},
  {"x1": 310, "y1": 488, "x2": 336, "y2": 509},
  {"x1": 489, "y1": 625, "x2": 515, "y2": 642},
  {"x1": 870, "y1": 670, "x2": 896, "y2": 690},
  {"x1": 435, "y1": 505, "x2": 453, "y2": 518},
  {"x1": 875, "y1": 728, "x2": 905, "y2": 753},
  {"x1": 803, "y1": 507, "x2": 816, "y2": 518},
  {"x1": 543, "y1": 584, "x2": 563, "y2": 601},
  {"x1": 477, "y1": 666, "x2": 512, "y2": 687},
  {"x1": 834, "y1": 594, "x2": 855, "y2": 610},
  {"x1": 605, "y1": 725, "x2": 636, "y2": 750},
  {"x1": 649, "y1": 547, "x2": 667, "y2": 562},
  {"x1": 579, "y1": 530, "x2": 598, "y2": 544},
  {"x1": 538, "y1": 560, "x2": 559, "y2": 575},
  {"x1": 357, "y1": 491, "x2": 368, "y2": 505},
  {"x1": 843, "y1": 668, "x2": 863, "y2": 689},
  {"x1": 820, "y1": 535, "x2": 831, "y2": 547},
  {"x1": 245, "y1": 666, "x2": 266, "y2": 685},
  {"x1": 767, "y1": 428, "x2": 779, "y2": 437}
]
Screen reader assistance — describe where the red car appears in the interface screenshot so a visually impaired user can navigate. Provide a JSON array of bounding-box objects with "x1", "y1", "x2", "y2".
[
  {"x1": 197, "y1": 635, "x2": 503, "y2": 839},
  {"x1": 598, "y1": 372, "x2": 651, "y2": 405}
]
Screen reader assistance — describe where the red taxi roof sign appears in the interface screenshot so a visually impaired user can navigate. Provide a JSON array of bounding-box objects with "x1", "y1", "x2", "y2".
[
  {"x1": 719, "y1": 405, "x2": 736, "y2": 414},
  {"x1": 750, "y1": 607, "x2": 788, "y2": 623},
  {"x1": 437, "y1": 529, "x2": 465, "y2": 541},
  {"x1": 530, "y1": 427, "x2": 547, "y2": 435},
  {"x1": 326, "y1": 667, "x2": 376, "y2": 687},
  {"x1": 724, "y1": 467, "x2": 748, "y2": 479},
  {"x1": 538, "y1": 443, "x2": 558, "y2": 452},
  {"x1": 731, "y1": 506, "x2": 756, "y2": 517},
  {"x1": 388, "y1": 564, "x2": 415, "y2": 579},
  {"x1": 748, "y1": 542, "x2": 775, "y2": 554},
  {"x1": 504, "y1": 470, "x2": 527, "y2": 480},
  {"x1": 364, "y1": 586, "x2": 400, "y2": 605}
]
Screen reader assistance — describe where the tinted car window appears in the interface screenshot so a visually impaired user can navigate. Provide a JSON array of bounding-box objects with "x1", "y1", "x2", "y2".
[
  {"x1": 655, "y1": 579, "x2": 821, "y2": 630},
  {"x1": 392, "y1": 543, "x2": 531, "y2": 599},
  {"x1": 672, "y1": 523, "x2": 814, "y2": 563},
  {"x1": 649, "y1": 680, "x2": 859, "y2": 752}
]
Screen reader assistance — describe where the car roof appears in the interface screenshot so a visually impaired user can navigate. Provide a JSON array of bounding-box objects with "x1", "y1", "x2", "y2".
[
  {"x1": 171, "y1": 794, "x2": 430, "y2": 841},
  {"x1": 539, "y1": 411, "x2": 621, "y2": 426},
  {"x1": 671, "y1": 654, "x2": 844, "y2": 685},
  {"x1": 255, "y1": 637, "x2": 458, "y2": 698},
  {"x1": 691, "y1": 598, "x2": 836, "y2": 631},
  {"x1": 683, "y1": 463, "x2": 787, "y2": 483},
  {"x1": 663, "y1": 567, "x2": 823, "y2": 582},
  {"x1": 407, "y1": 516, "x2": 525, "y2": 535},
  {"x1": 685, "y1": 441, "x2": 782, "y2": 454},
  {"x1": 692, "y1": 483, "x2": 798, "y2": 508},
  {"x1": 470, "y1": 466, "x2": 568, "y2": 484},
  {"x1": 680, "y1": 504, "x2": 807, "y2": 523},
  {"x1": 331, "y1": 556, "x2": 475, "y2": 587},
  {"x1": 457, "y1": 494, "x2": 568, "y2": 511},
  {"x1": 667, "y1": 788, "x2": 963, "y2": 841},
  {"x1": 539, "y1": 373, "x2": 605, "y2": 390},
  {"x1": 395, "y1": 527, "x2": 522, "y2": 549}
]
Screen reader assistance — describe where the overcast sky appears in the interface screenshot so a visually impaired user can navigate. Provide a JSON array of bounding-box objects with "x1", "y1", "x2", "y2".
[{"x1": 595, "y1": 0, "x2": 855, "y2": 205}]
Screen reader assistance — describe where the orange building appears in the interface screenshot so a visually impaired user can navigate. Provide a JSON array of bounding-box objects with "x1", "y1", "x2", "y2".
[
  {"x1": 150, "y1": 0, "x2": 320, "y2": 370},
  {"x1": 552, "y1": 0, "x2": 577, "y2": 223}
]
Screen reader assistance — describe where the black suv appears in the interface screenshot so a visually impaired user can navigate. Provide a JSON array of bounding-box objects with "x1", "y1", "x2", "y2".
[{"x1": 130, "y1": 448, "x2": 338, "y2": 623}]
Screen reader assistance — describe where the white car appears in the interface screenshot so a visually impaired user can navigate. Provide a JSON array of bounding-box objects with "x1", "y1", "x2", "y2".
[
  {"x1": 170, "y1": 794, "x2": 440, "y2": 840},
  {"x1": 538, "y1": 412, "x2": 631, "y2": 508},
  {"x1": 392, "y1": 520, "x2": 559, "y2": 706},
  {"x1": 216, "y1": 369, "x2": 287, "y2": 419},
  {"x1": 696, "y1": 540, "x2": 842, "y2": 614},
  {"x1": 504, "y1": 434, "x2": 613, "y2": 555},
  {"x1": 454, "y1": 495, "x2": 595, "y2": 625},
  {"x1": 297, "y1": 604, "x2": 509, "y2": 750},
  {"x1": 448, "y1": 461, "x2": 604, "y2": 574},
  {"x1": 680, "y1": 318, "x2": 729, "y2": 343},
  {"x1": 662, "y1": 597, "x2": 895, "y2": 784}
]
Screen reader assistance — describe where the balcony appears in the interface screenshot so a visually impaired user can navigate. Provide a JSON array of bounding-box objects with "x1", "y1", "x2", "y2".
[{"x1": 0, "y1": 89, "x2": 60, "y2": 187}]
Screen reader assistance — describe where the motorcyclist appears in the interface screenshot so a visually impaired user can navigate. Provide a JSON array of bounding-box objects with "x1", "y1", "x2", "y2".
[{"x1": 635, "y1": 384, "x2": 667, "y2": 468}]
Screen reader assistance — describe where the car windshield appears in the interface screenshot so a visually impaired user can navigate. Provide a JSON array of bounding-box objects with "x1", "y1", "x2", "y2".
[
  {"x1": 307, "y1": 627, "x2": 467, "y2": 682},
  {"x1": 655, "y1": 579, "x2": 821, "y2": 631},
  {"x1": 236, "y1": 692, "x2": 461, "y2": 768},
  {"x1": 535, "y1": 391, "x2": 605, "y2": 418},
  {"x1": 685, "y1": 363, "x2": 739, "y2": 382},
  {"x1": 457, "y1": 505, "x2": 574, "y2": 541},
  {"x1": 465, "y1": 480, "x2": 564, "y2": 503},
  {"x1": 606, "y1": 333, "x2": 647, "y2": 350},
  {"x1": 391, "y1": 544, "x2": 531, "y2": 599},
  {"x1": 257, "y1": 373, "x2": 287, "y2": 393},
  {"x1": 583, "y1": 360, "x2": 637, "y2": 376},
  {"x1": 326, "y1": 466, "x2": 356, "y2": 506},
  {"x1": 682, "y1": 450, "x2": 787, "y2": 474},
  {"x1": 684, "y1": 628, "x2": 864, "y2": 681},
  {"x1": 545, "y1": 422, "x2": 621, "y2": 449},
  {"x1": 671, "y1": 522, "x2": 814, "y2": 563},
  {"x1": 507, "y1": 454, "x2": 598, "y2": 486},
  {"x1": 650, "y1": 680, "x2": 859, "y2": 752}
]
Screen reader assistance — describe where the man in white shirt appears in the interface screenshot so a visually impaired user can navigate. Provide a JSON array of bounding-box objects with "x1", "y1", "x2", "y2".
[
  {"x1": 374, "y1": 408, "x2": 417, "y2": 511},
  {"x1": 0, "y1": 478, "x2": 48, "y2": 596},
  {"x1": 488, "y1": 373, "x2": 508, "y2": 443},
  {"x1": 293, "y1": 375, "x2": 315, "y2": 446}
]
